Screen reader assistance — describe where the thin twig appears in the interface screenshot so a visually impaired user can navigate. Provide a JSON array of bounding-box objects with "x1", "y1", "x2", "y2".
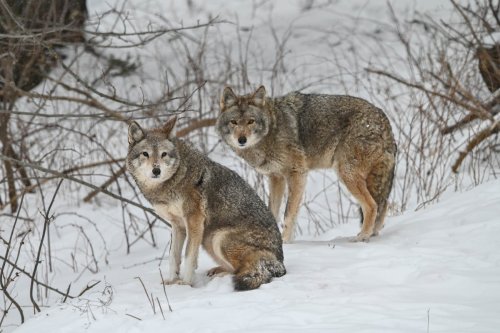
[
  {"x1": 156, "y1": 297, "x2": 165, "y2": 320},
  {"x1": 0, "y1": 254, "x2": 92, "y2": 299},
  {"x1": 30, "y1": 179, "x2": 64, "y2": 313},
  {"x1": 159, "y1": 269, "x2": 173, "y2": 312},
  {"x1": 452, "y1": 120, "x2": 500, "y2": 173},
  {"x1": 125, "y1": 313, "x2": 142, "y2": 321},
  {"x1": 134, "y1": 277, "x2": 155, "y2": 314},
  {"x1": 366, "y1": 68, "x2": 494, "y2": 121},
  {"x1": 0, "y1": 193, "x2": 26, "y2": 323}
]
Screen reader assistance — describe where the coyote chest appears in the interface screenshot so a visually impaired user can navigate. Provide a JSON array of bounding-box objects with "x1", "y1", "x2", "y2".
[
  {"x1": 237, "y1": 148, "x2": 284, "y2": 175},
  {"x1": 153, "y1": 199, "x2": 185, "y2": 225}
]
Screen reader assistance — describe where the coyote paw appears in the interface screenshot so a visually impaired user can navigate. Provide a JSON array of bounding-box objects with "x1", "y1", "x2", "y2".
[
  {"x1": 281, "y1": 232, "x2": 294, "y2": 244},
  {"x1": 281, "y1": 224, "x2": 295, "y2": 244},
  {"x1": 207, "y1": 266, "x2": 230, "y2": 278},
  {"x1": 162, "y1": 278, "x2": 191, "y2": 286},
  {"x1": 350, "y1": 232, "x2": 371, "y2": 243}
]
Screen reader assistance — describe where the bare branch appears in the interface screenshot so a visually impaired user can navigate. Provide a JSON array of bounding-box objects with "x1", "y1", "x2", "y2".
[
  {"x1": 452, "y1": 120, "x2": 500, "y2": 173},
  {"x1": 0, "y1": 153, "x2": 171, "y2": 228}
]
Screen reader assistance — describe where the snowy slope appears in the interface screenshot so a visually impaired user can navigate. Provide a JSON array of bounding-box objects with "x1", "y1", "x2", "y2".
[
  {"x1": 13, "y1": 179, "x2": 500, "y2": 333},
  {"x1": 4, "y1": 0, "x2": 499, "y2": 332}
]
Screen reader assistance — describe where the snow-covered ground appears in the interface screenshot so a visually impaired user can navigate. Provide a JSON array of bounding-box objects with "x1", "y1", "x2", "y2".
[
  {"x1": 3, "y1": 0, "x2": 500, "y2": 332},
  {"x1": 13, "y1": 179, "x2": 500, "y2": 333}
]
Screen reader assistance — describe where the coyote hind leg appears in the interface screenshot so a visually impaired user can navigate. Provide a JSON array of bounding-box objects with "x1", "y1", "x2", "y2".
[{"x1": 338, "y1": 168, "x2": 377, "y2": 242}]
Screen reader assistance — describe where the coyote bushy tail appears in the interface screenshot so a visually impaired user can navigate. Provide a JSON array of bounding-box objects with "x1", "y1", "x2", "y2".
[
  {"x1": 233, "y1": 251, "x2": 286, "y2": 291},
  {"x1": 360, "y1": 149, "x2": 396, "y2": 228}
]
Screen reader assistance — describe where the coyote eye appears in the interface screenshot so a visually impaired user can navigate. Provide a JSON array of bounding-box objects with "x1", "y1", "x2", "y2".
[
  {"x1": 248, "y1": 119, "x2": 255, "y2": 125},
  {"x1": 230, "y1": 120, "x2": 237, "y2": 125},
  {"x1": 161, "y1": 152, "x2": 167, "y2": 158},
  {"x1": 142, "y1": 152, "x2": 149, "y2": 158}
]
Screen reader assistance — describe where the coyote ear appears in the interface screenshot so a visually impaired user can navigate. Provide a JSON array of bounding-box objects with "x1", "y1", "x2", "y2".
[
  {"x1": 128, "y1": 121, "x2": 145, "y2": 144},
  {"x1": 220, "y1": 86, "x2": 237, "y2": 111},
  {"x1": 162, "y1": 116, "x2": 177, "y2": 138},
  {"x1": 253, "y1": 85, "x2": 266, "y2": 106}
]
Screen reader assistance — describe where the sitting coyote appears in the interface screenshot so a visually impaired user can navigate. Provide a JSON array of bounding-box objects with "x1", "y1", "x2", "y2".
[
  {"x1": 126, "y1": 117, "x2": 286, "y2": 290},
  {"x1": 216, "y1": 86, "x2": 397, "y2": 243}
]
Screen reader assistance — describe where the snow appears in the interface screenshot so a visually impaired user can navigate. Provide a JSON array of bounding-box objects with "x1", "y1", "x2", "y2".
[
  {"x1": 3, "y1": 0, "x2": 500, "y2": 332},
  {"x1": 12, "y1": 179, "x2": 500, "y2": 333}
]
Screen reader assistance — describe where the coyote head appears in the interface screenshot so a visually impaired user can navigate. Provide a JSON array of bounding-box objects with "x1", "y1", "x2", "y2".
[
  {"x1": 217, "y1": 85, "x2": 270, "y2": 149},
  {"x1": 126, "y1": 117, "x2": 180, "y2": 186}
]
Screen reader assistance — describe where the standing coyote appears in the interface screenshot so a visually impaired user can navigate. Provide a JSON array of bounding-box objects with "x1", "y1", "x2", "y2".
[
  {"x1": 126, "y1": 117, "x2": 286, "y2": 290},
  {"x1": 217, "y1": 86, "x2": 397, "y2": 243}
]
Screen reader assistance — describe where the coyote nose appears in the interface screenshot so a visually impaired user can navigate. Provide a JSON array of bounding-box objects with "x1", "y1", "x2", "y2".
[
  {"x1": 152, "y1": 168, "x2": 161, "y2": 176},
  {"x1": 238, "y1": 136, "x2": 247, "y2": 145}
]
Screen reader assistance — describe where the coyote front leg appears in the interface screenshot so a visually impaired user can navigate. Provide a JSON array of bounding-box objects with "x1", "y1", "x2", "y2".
[
  {"x1": 269, "y1": 174, "x2": 286, "y2": 221},
  {"x1": 282, "y1": 171, "x2": 307, "y2": 243},
  {"x1": 181, "y1": 210, "x2": 205, "y2": 285},
  {"x1": 164, "y1": 222, "x2": 186, "y2": 284}
]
